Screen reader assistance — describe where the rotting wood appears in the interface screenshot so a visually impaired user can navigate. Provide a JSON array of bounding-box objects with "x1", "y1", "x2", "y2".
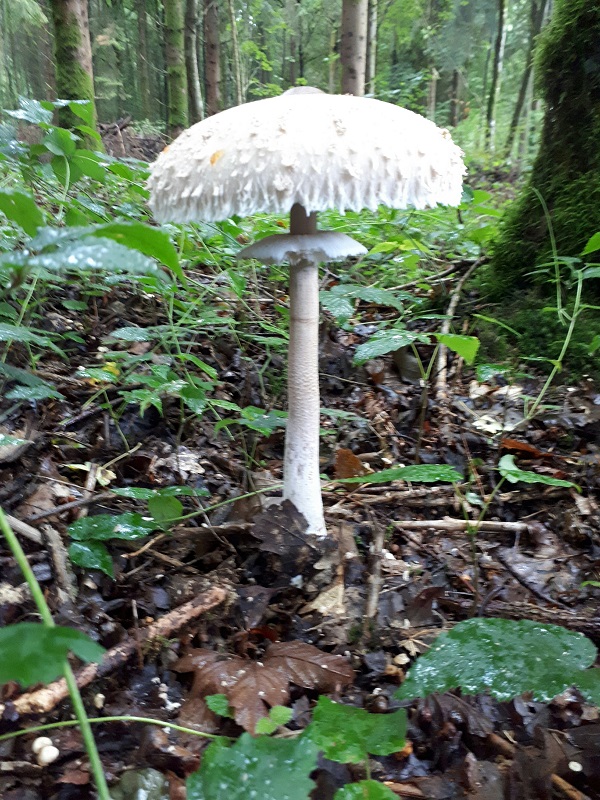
[{"x1": 0, "y1": 586, "x2": 228, "y2": 717}]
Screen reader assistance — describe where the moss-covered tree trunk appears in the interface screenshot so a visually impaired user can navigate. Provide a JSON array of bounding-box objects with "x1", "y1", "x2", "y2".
[
  {"x1": 164, "y1": 0, "x2": 188, "y2": 138},
  {"x1": 491, "y1": 0, "x2": 600, "y2": 296},
  {"x1": 204, "y1": 0, "x2": 221, "y2": 116},
  {"x1": 50, "y1": 0, "x2": 99, "y2": 132}
]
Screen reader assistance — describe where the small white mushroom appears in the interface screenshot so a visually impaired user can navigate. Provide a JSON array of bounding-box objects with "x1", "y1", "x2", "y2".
[
  {"x1": 31, "y1": 736, "x2": 53, "y2": 755},
  {"x1": 37, "y1": 744, "x2": 60, "y2": 767}
]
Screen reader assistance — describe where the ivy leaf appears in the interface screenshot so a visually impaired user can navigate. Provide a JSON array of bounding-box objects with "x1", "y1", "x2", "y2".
[
  {"x1": 338, "y1": 464, "x2": 462, "y2": 484},
  {"x1": 0, "y1": 189, "x2": 44, "y2": 236},
  {"x1": 396, "y1": 618, "x2": 597, "y2": 702},
  {"x1": 498, "y1": 454, "x2": 576, "y2": 488},
  {"x1": 334, "y1": 781, "x2": 399, "y2": 800},
  {"x1": 307, "y1": 697, "x2": 406, "y2": 763},
  {"x1": 434, "y1": 333, "x2": 480, "y2": 365},
  {"x1": 69, "y1": 540, "x2": 114, "y2": 578},
  {"x1": 187, "y1": 733, "x2": 318, "y2": 800},
  {"x1": 0, "y1": 623, "x2": 105, "y2": 686}
]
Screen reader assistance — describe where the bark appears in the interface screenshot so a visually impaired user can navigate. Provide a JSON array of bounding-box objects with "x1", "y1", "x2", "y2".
[
  {"x1": 204, "y1": 0, "x2": 221, "y2": 116},
  {"x1": 136, "y1": 0, "x2": 151, "y2": 120},
  {"x1": 49, "y1": 0, "x2": 99, "y2": 133},
  {"x1": 427, "y1": 66, "x2": 439, "y2": 122},
  {"x1": 365, "y1": 0, "x2": 377, "y2": 94},
  {"x1": 484, "y1": 0, "x2": 507, "y2": 150},
  {"x1": 226, "y1": 0, "x2": 243, "y2": 105},
  {"x1": 340, "y1": 0, "x2": 368, "y2": 96},
  {"x1": 164, "y1": 0, "x2": 188, "y2": 138},
  {"x1": 327, "y1": 27, "x2": 338, "y2": 93},
  {"x1": 491, "y1": 0, "x2": 600, "y2": 297},
  {"x1": 504, "y1": 0, "x2": 548, "y2": 157},
  {"x1": 185, "y1": 0, "x2": 203, "y2": 121},
  {"x1": 450, "y1": 69, "x2": 461, "y2": 127}
]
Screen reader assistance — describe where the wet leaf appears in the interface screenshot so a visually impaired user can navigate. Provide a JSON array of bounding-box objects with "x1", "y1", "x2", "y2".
[
  {"x1": 0, "y1": 623, "x2": 105, "y2": 686},
  {"x1": 266, "y1": 641, "x2": 355, "y2": 689},
  {"x1": 69, "y1": 540, "x2": 114, "y2": 578},
  {"x1": 205, "y1": 694, "x2": 234, "y2": 718},
  {"x1": 337, "y1": 464, "x2": 462, "y2": 484},
  {"x1": 396, "y1": 618, "x2": 597, "y2": 702},
  {"x1": 307, "y1": 697, "x2": 407, "y2": 763},
  {"x1": 334, "y1": 781, "x2": 398, "y2": 800},
  {"x1": 434, "y1": 333, "x2": 480, "y2": 365},
  {"x1": 498, "y1": 454, "x2": 577, "y2": 488},
  {"x1": 112, "y1": 486, "x2": 209, "y2": 499},
  {"x1": 68, "y1": 512, "x2": 157, "y2": 542},
  {"x1": 187, "y1": 733, "x2": 318, "y2": 800},
  {"x1": 353, "y1": 329, "x2": 428, "y2": 365},
  {"x1": 91, "y1": 221, "x2": 182, "y2": 277}
]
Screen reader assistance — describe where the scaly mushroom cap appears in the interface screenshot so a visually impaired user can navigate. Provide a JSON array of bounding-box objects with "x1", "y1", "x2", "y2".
[{"x1": 148, "y1": 93, "x2": 465, "y2": 223}]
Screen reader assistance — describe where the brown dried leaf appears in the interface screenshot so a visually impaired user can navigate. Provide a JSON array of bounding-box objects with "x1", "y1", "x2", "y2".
[
  {"x1": 265, "y1": 641, "x2": 354, "y2": 690},
  {"x1": 334, "y1": 448, "x2": 370, "y2": 479},
  {"x1": 229, "y1": 661, "x2": 290, "y2": 733},
  {"x1": 173, "y1": 649, "x2": 244, "y2": 696}
]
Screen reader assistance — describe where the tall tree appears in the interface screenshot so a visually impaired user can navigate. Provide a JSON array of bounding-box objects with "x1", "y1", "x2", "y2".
[
  {"x1": 340, "y1": 0, "x2": 368, "y2": 95},
  {"x1": 504, "y1": 0, "x2": 548, "y2": 156},
  {"x1": 484, "y1": 0, "x2": 507, "y2": 150},
  {"x1": 49, "y1": 0, "x2": 99, "y2": 130},
  {"x1": 204, "y1": 0, "x2": 221, "y2": 115},
  {"x1": 491, "y1": 0, "x2": 600, "y2": 295},
  {"x1": 185, "y1": 0, "x2": 203, "y2": 122},
  {"x1": 164, "y1": 0, "x2": 188, "y2": 137},
  {"x1": 365, "y1": 0, "x2": 377, "y2": 94},
  {"x1": 136, "y1": 0, "x2": 151, "y2": 120},
  {"x1": 226, "y1": 0, "x2": 243, "y2": 105}
]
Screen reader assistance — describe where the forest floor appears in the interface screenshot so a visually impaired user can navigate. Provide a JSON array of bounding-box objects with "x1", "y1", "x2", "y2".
[{"x1": 0, "y1": 131, "x2": 599, "y2": 800}]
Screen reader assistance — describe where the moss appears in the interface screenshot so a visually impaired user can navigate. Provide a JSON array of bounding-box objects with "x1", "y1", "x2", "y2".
[
  {"x1": 164, "y1": 0, "x2": 188, "y2": 138},
  {"x1": 489, "y1": 0, "x2": 600, "y2": 297}
]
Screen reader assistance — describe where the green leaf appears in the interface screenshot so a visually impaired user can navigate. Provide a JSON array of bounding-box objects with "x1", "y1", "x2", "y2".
[
  {"x1": 268, "y1": 705, "x2": 293, "y2": 726},
  {"x1": 571, "y1": 668, "x2": 600, "y2": 705},
  {"x1": 205, "y1": 694, "x2": 235, "y2": 718},
  {"x1": 338, "y1": 464, "x2": 462, "y2": 484},
  {"x1": 42, "y1": 127, "x2": 77, "y2": 157},
  {"x1": 68, "y1": 99, "x2": 95, "y2": 128},
  {"x1": 0, "y1": 434, "x2": 28, "y2": 447},
  {"x1": 91, "y1": 222, "x2": 181, "y2": 277},
  {"x1": 255, "y1": 717, "x2": 278, "y2": 735},
  {"x1": 4, "y1": 98, "x2": 53, "y2": 125},
  {"x1": 307, "y1": 697, "x2": 406, "y2": 763},
  {"x1": 334, "y1": 781, "x2": 399, "y2": 800},
  {"x1": 0, "y1": 189, "x2": 44, "y2": 236},
  {"x1": 147, "y1": 495, "x2": 183, "y2": 527},
  {"x1": 396, "y1": 618, "x2": 597, "y2": 702},
  {"x1": 187, "y1": 732, "x2": 318, "y2": 800},
  {"x1": 320, "y1": 284, "x2": 406, "y2": 323},
  {"x1": 30, "y1": 236, "x2": 164, "y2": 280},
  {"x1": 498, "y1": 454, "x2": 576, "y2": 488},
  {"x1": 354, "y1": 329, "x2": 428, "y2": 364},
  {"x1": 112, "y1": 486, "x2": 209, "y2": 500},
  {"x1": 68, "y1": 513, "x2": 157, "y2": 542},
  {"x1": 69, "y1": 540, "x2": 114, "y2": 578},
  {"x1": 5, "y1": 384, "x2": 64, "y2": 401},
  {"x1": 0, "y1": 623, "x2": 105, "y2": 686},
  {"x1": 0, "y1": 323, "x2": 58, "y2": 351},
  {"x1": 71, "y1": 150, "x2": 107, "y2": 181},
  {"x1": 434, "y1": 333, "x2": 480, "y2": 365},
  {"x1": 582, "y1": 232, "x2": 600, "y2": 255}
]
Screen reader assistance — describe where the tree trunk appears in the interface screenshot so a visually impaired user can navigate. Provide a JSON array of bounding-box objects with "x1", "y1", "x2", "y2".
[
  {"x1": 327, "y1": 27, "x2": 338, "y2": 93},
  {"x1": 427, "y1": 66, "x2": 439, "y2": 122},
  {"x1": 340, "y1": 0, "x2": 368, "y2": 96},
  {"x1": 485, "y1": 0, "x2": 507, "y2": 150},
  {"x1": 226, "y1": 0, "x2": 243, "y2": 105},
  {"x1": 136, "y1": 0, "x2": 151, "y2": 120},
  {"x1": 164, "y1": 0, "x2": 188, "y2": 138},
  {"x1": 49, "y1": 0, "x2": 99, "y2": 132},
  {"x1": 450, "y1": 69, "x2": 461, "y2": 127},
  {"x1": 504, "y1": 0, "x2": 548, "y2": 157},
  {"x1": 365, "y1": 0, "x2": 377, "y2": 95},
  {"x1": 185, "y1": 0, "x2": 203, "y2": 121},
  {"x1": 204, "y1": 0, "x2": 221, "y2": 116},
  {"x1": 491, "y1": 0, "x2": 600, "y2": 297}
]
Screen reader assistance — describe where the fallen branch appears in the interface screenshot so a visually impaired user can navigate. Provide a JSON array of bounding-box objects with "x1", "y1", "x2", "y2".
[
  {"x1": 0, "y1": 586, "x2": 228, "y2": 717},
  {"x1": 392, "y1": 517, "x2": 530, "y2": 534},
  {"x1": 3, "y1": 514, "x2": 42, "y2": 545}
]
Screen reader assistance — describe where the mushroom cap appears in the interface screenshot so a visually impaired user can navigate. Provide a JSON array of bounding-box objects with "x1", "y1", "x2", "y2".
[{"x1": 148, "y1": 93, "x2": 465, "y2": 223}]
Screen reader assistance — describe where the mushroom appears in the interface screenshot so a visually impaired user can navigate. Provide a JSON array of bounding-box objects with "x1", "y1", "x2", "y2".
[{"x1": 148, "y1": 89, "x2": 465, "y2": 537}]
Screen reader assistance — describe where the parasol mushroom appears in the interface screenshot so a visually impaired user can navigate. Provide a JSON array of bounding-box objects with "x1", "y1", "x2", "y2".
[{"x1": 148, "y1": 89, "x2": 465, "y2": 537}]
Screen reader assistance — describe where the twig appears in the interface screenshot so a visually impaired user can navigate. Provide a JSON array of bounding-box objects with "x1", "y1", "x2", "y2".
[
  {"x1": 23, "y1": 492, "x2": 113, "y2": 523},
  {"x1": 363, "y1": 515, "x2": 385, "y2": 636},
  {"x1": 0, "y1": 586, "x2": 228, "y2": 717},
  {"x1": 3, "y1": 514, "x2": 42, "y2": 544},
  {"x1": 392, "y1": 517, "x2": 530, "y2": 534},
  {"x1": 40, "y1": 523, "x2": 78, "y2": 602}
]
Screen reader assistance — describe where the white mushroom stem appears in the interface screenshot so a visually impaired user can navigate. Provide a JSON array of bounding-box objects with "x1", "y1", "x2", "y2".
[{"x1": 284, "y1": 204, "x2": 326, "y2": 536}]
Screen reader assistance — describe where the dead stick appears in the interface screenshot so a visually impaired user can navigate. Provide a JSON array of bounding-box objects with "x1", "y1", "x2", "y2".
[
  {"x1": 3, "y1": 515, "x2": 42, "y2": 545},
  {"x1": 0, "y1": 587, "x2": 227, "y2": 717},
  {"x1": 24, "y1": 492, "x2": 114, "y2": 523},
  {"x1": 393, "y1": 518, "x2": 530, "y2": 534}
]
